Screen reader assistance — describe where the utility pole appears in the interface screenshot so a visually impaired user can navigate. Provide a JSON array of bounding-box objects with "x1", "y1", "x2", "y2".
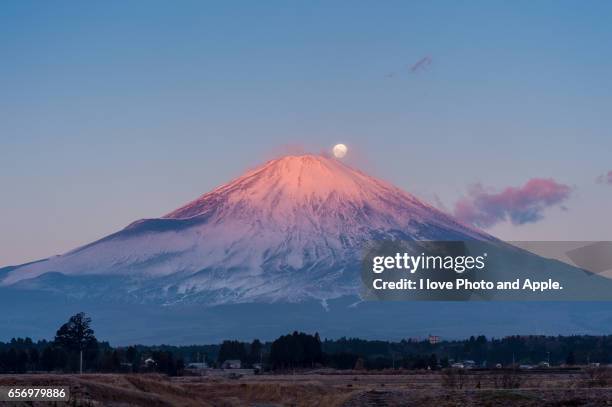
[{"x1": 80, "y1": 349, "x2": 83, "y2": 374}]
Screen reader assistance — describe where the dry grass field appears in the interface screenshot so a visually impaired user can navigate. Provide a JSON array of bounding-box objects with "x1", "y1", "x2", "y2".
[{"x1": 1, "y1": 369, "x2": 610, "y2": 406}]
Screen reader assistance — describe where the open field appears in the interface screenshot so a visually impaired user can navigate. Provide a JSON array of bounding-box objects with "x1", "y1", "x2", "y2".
[{"x1": 1, "y1": 369, "x2": 611, "y2": 406}]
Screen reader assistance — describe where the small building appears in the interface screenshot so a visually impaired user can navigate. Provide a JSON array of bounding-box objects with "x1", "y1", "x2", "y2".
[
  {"x1": 222, "y1": 360, "x2": 242, "y2": 369},
  {"x1": 463, "y1": 360, "x2": 476, "y2": 369},
  {"x1": 144, "y1": 358, "x2": 156, "y2": 368},
  {"x1": 428, "y1": 335, "x2": 440, "y2": 345}
]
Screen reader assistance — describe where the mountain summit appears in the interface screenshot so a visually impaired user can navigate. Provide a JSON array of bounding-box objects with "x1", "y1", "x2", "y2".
[
  {"x1": 166, "y1": 154, "x2": 481, "y2": 235},
  {"x1": 1, "y1": 154, "x2": 486, "y2": 304}
]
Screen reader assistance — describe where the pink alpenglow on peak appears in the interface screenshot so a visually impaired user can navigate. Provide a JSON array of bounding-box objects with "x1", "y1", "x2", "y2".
[
  {"x1": 167, "y1": 155, "x2": 430, "y2": 219},
  {"x1": 163, "y1": 154, "x2": 481, "y2": 236}
]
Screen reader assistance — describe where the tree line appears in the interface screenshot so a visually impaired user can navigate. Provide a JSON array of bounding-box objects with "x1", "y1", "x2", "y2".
[
  {"x1": 0, "y1": 313, "x2": 183, "y2": 375},
  {"x1": 1, "y1": 313, "x2": 611, "y2": 374}
]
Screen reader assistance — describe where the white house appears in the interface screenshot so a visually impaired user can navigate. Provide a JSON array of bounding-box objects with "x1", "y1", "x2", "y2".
[{"x1": 222, "y1": 360, "x2": 242, "y2": 369}]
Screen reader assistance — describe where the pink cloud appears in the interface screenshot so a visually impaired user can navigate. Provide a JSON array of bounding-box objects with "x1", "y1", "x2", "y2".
[
  {"x1": 596, "y1": 170, "x2": 612, "y2": 185},
  {"x1": 453, "y1": 178, "x2": 572, "y2": 228}
]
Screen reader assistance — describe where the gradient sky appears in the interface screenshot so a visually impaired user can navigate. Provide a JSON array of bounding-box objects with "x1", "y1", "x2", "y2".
[{"x1": 1, "y1": 1, "x2": 611, "y2": 266}]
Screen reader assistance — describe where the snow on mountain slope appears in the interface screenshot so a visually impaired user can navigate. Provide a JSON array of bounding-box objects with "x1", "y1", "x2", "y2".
[{"x1": 0, "y1": 154, "x2": 489, "y2": 304}]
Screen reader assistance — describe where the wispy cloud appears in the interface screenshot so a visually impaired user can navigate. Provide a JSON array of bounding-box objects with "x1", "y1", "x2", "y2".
[
  {"x1": 596, "y1": 170, "x2": 612, "y2": 185},
  {"x1": 453, "y1": 178, "x2": 572, "y2": 228},
  {"x1": 410, "y1": 56, "x2": 432, "y2": 73},
  {"x1": 384, "y1": 56, "x2": 432, "y2": 78}
]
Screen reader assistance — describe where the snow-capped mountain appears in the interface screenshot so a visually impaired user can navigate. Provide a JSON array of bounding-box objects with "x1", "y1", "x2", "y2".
[
  {"x1": 0, "y1": 154, "x2": 488, "y2": 304},
  {"x1": 3, "y1": 154, "x2": 612, "y2": 344}
]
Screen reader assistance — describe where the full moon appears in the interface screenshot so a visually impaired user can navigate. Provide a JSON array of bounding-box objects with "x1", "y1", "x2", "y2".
[{"x1": 332, "y1": 143, "x2": 348, "y2": 158}]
